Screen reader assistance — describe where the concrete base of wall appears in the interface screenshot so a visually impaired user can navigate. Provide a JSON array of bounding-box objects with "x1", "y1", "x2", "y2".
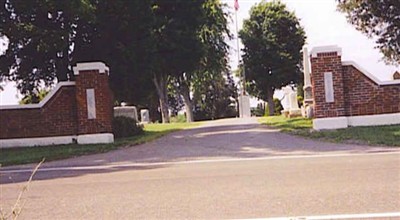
[
  {"x1": 0, "y1": 133, "x2": 114, "y2": 148},
  {"x1": 313, "y1": 113, "x2": 400, "y2": 130},
  {"x1": 313, "y1": 117, "x2": 348, "y2": 130},
  {"x1": 0, "y1": 135, "x2": 76, "y2": 148},
  {"x1": 77, "y1": 133, "x2": 114, "y2": 144}
]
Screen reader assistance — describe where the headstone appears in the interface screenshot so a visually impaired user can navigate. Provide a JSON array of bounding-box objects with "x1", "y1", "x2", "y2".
[
  {"x1": 288, "y1": 89, "x2": 301, "y2": 118},
  {"x1": 281, "y1": 86, "x2": 301, "y2": 118},
  {"x1": 140, "y1": 109, "x2": 150, "y2": 123},
  {"x1": 305, "y1": 105, "x2": 314, "y2": 118},
  {"x1": 280, "y1": 86, "x2": 292, "y2": 117},
  {"x1": 238, "y1": 95, "x2": 251, "y2": 118},
  {"x1": 114, "y1": 106, "x2": 138, "y2": 121}
]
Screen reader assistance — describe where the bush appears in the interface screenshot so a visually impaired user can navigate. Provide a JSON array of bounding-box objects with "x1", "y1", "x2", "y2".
[
  {"x1": 274, "y1": 98, "x2": 283, "y2": 115},
  {"x1": 170, "y1": 114, "x2": 187, "y2": 123},
  {"x1": 112, "y1": 116, "x2": 143, "y2": 138},
  {"x1": 265, "y1": 98, "x2": 284, "y2": 116},
  {"x1": 297, "y1": 95, "x2": 304, "y2": 107}
]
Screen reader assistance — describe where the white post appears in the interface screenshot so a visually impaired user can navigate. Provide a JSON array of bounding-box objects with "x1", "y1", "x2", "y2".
[
  {"x1": 303, "y1": 46, "x2": 313, "y2": 106},
  {"x1": 303, "y1": 46, "x2": 311, "y2": 88}
]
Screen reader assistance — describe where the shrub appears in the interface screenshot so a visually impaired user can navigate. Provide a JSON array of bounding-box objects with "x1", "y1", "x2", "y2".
[
  {"x1": 170, "y1": 114, "x2": 187, "y2": 123},
  {"x1": 112, "y1": 116, "x2": 143, "y2": 138},
  {"x1": 274, "y1": 98, "x2": 283, "y2": 115}
]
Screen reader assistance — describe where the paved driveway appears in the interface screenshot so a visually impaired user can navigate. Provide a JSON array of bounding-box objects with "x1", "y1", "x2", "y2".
[
  {"x1": 1, "y1": 117, "x2": 400, "y2": 219},
  {"x1": 2, "y1": 117, "x2": 398, "y2": 184}
]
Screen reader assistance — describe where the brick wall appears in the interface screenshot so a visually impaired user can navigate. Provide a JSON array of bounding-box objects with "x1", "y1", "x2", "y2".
[
  {"x1": 0, "y1": 62, "x2": 113, "y2": 142},
  {"x1": 342, "y1": 65, "x2": 400, "y2": 116},
  {"x1": 0, "y1": 85, "x2": 77, "y2": 139},
  {"x1": 310, "y1": 47, "x2": 400, "y2": 119}
]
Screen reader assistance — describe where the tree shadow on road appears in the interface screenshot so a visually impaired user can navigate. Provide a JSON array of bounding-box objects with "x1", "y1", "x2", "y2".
[{"x1": 1, "y1": 121, "x2": 397, "y2": 184}]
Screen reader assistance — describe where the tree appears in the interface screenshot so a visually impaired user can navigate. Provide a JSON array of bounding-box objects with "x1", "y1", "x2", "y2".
[
  {"x1": 1, "y1": 0, "x2": 231, "y2": 124},
  {"x1": 192, "y1": 70, "x2": 237, "y2": 121},
  {"x1": 78, "y1": 0, "x2": 157, "y2": 108},
  {"x1": 150, "y1": 0, "x2": 205, "y2": 123},
  {"x1": 0, "y1": 0, "x2": 95, "y2": 96},
  {"x1": 337, "y1": 0, "x2": 400, "y2": 64},
  {"x1": 175, "y1": 0, "x2": 231, "y2": 123},
  {"x1": 1, "y1": 0, "x2": 167, "y2": 118},
  {"x1": 239, "y1": 1, "x2": 306, "y2": 115},
  {"x1": 19, "y1": 89, "x2": 49, "y2": 104}
]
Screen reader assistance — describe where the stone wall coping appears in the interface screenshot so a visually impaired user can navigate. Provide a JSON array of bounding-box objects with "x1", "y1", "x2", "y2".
[
  {"x1": 342, "y1": 61, "x2": 400, "y2": 86},
  {"x1": 0, "y1": 81, "x2": 76, "y2": 110},
  {"x1": 73, "y1": 62, "x2": 109, "y2": 75},
  {"x1": 310, "y1": 45, "x2": 342, "y2": 57}
]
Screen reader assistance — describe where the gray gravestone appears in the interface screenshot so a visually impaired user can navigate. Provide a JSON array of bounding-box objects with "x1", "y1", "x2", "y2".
[
  {"x1": 114, "y1": 106, "x2": 138, "y2": 121},
  {"x1": 140, "y1": 109, "x2": 150, "y2": 123}
]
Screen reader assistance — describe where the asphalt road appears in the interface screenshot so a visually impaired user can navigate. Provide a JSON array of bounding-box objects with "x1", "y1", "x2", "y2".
[{"x1": 1, "y1": 118, "x2": 400, "y2": 219}]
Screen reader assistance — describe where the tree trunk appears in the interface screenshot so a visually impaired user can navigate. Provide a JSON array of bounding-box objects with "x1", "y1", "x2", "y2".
[
  {"x1": 181, "y1": 84, "x2": 194, "y2": 123},
  {"x1": 267, "y1": 86, "x2": 275, "y2": 116},
  {"x1": 153, "y1": 75, "x2": 170, "y2": 123}
]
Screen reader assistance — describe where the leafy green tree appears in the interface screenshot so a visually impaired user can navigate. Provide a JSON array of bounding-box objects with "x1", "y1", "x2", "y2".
[
  {"x1": 337, "y1": 0, "x2": 400, "y2": 64},
  {"x1": 239, "y1": 1, "x2": 306, "y2": 116},
  {"x1": 1, "y1": 0, "x2": 232, "y2": 124},
  {"x1": 175, "y1": 0, "x2": 231, "y2": 123},
  {"x1": 78, "y1": 0, "x2": 157, "y2": 108},
  {"x1": 149, "y1": 0, "x2": 206, "y2": 123},
  {"x1": 19, "y1": 89, "x2": 49, "y2": 104},
  {"x1": 0, "y1": 0, "x2": 95, "y2": 96},
  {"x1": 192, "y1": 71, "x2": 237, "y2": 121}
]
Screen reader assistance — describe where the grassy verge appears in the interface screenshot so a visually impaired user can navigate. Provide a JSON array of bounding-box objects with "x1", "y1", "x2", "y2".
[
  {"x1": 0, "y1": 122, "x2": 201, "y2": 167},
  {"x1": 259, "y1": 115, "x2": 400, "y2": 147}
]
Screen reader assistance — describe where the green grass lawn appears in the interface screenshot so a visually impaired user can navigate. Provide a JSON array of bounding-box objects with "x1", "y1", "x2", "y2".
[
  {"x1": 259, "y1": 115, "x2": 400, "y2": 147},
  {"x1": 0, "y1": 122, "x2": 201, "y2": 167}
]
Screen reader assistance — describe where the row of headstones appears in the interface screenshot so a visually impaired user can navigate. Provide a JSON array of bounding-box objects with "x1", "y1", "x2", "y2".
[
  {"x1": 114, "y1": 105, "x2": 150, "y2": 123},
  {"x1": 280, "y1": 85, "x2": 313, "y2": 119}
]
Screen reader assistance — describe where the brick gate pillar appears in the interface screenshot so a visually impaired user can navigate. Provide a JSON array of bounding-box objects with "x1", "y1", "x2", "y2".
[
  {"x1": 73, "y1": 62, "x2": 114, "y2": 144},
  {"x1": 310, "y1": 46, "x2": 348, "y2": 129}
]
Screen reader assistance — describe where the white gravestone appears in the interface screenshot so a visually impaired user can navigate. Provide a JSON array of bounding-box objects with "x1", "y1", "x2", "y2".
[
  {"x1": 238, "y1": 95, "x2": 251, "y2": 118},
  {"x1": 140, "y1": 109, "x2": 150, "y2": 123},
  {"x1": 280, "y1": 86, "x2": 301, "y2": 117},
  {"x1": 289, "y1": 92, "x2": 300, "y2": 111},
  {"x1": 280, "y1": 86, "x2": 291, "y2": 117}
]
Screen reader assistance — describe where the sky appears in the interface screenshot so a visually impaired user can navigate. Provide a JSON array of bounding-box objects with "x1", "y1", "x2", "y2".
[
  {"x1": 0, "y1": 0, "x2": 399, "y2": 105},
  {"x1": 224, "y1": 0, "x2": 398, "y2": 77}
]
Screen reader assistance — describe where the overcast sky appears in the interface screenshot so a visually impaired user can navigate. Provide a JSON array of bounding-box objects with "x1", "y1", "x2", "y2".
[{"x1": 0, "y1": 0, "x2": 398, "y2": 105}]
